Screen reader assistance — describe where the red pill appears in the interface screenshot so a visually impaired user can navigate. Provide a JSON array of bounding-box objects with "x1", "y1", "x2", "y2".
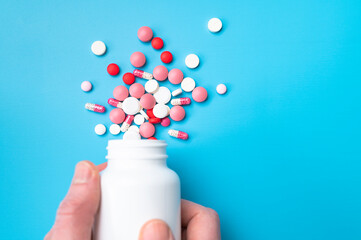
[
  {"x1": 107, "y1": 63, "x2": 120, "y2": 76},
  {"x1": 151, "y1": 37, "x2": 164, "y2": 50},
  {"x1": 161, "y1": 51, "x2": 173, "y2": 64},
  {"x1": 149, "y1": 117, "x2": 161, "y2": 124},
  {"x1": 123, "y1": 72, "x2": 135, "y2": 85},
  {"x1": 148, "y1": 137, "x2": 157, "y2": 140},
  {"x1": 147, "y1": 108, "x2": 156, "y2": 118}
]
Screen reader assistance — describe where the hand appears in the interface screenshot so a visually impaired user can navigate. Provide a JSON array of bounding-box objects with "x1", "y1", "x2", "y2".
[{"x1": 45, "y1": 161, "x2": 221, "y2": 240}]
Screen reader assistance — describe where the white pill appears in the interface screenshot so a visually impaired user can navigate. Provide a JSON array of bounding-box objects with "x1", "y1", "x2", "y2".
[
  {"x1": 140, "y1": 109, "x2": 149, "y2": 120},
  {"x1": 109, "y1": 124, "x2": 121, "y2": 135},
  {"x1": 216, "y1": 84, "x2": 227, "y2": 95},
  {"x1": 154, "y1": 86, "x2": 171, "y2": 104},
  {"x1": 123, "y1": 130, "x2": 141, "y2": 140},
  {"x1": 172, "y1": 88, "x2": 182, "y2": 97},
  {"x1": 185, "y1": 54, "x2": 200, "y2": 69},
  {"x1": 134, "y1": 114, "x2": 145, "y2": 125},
  {"x1": 145, "y1": 79, "x2": 159, "y2": 94},
  {"x1": 91, "y1": 41, "x2": 106, "y2": 56},
  {"x1": 181, "y1": 77, "x2": 196, "y2": 92},
  {"x1": 208, "y1": 18, "x2": 223, "y2": 33},
  {"x1": 128, "y1": 125, "x2": 140, "y2": 133},
  {"x1": 122, "y1": 97, "x2": 141, "y2": 115},
  {"x1": 94, "y1": 124, "x2": 106, "y2": 135},
  {"x1": 153, "y1": 104, "x2": 170, "y2": 118}
]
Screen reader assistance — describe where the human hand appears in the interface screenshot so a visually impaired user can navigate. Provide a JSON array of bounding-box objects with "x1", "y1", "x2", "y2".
[{"x1": 45, "y1": 161, "x2": 221, "y2": 240}]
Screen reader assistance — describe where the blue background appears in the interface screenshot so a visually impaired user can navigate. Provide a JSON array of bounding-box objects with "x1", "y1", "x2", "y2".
[{"x1": 1, "y1": 0, "x2": 360, "y2": 239}]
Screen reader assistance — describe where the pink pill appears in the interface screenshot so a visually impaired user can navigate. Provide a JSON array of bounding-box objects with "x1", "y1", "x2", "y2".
[
  {"x1": 129, "y1": 83, "x2": 145, "y2": 99},
  {"x1": 137, "y1": 26, "x2": 153, "y2": 42},
  {"x1": 81, "y1": 81, "x2": 92, "y2": 92},
  {"x1": 139, "y1": 122, "x2": 155, "y2": 138},
  {"x1": 140, "y1": 94, "x2": 156, "y2": 110},
  {"x1": 153, "y1": 65, "x2": 168, "y2": 81},
  {"x1": 113, "y1": 85, "x2": 129, "y2": 101},
  {"x1": 161, "y1": 117, "x2": 171, "y2": 127},
  {"x1": 130, "y1": 52, "x2": 146, "y2": 68},
  {"x1": 109, "y1": 108, "x2": 125, "y2": 124},
  {"x1": 192, "y1": 87, "x2": 208, "y2": 103},
  {"x1": 170, "y1": 106, "x2": 185, "y2": 121},
  {"x1": 168, "y1": 69, "x2": 183, "y2": 84}
]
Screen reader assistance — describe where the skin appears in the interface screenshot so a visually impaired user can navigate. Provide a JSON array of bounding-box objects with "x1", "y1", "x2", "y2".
[{"x1": 45, "y1": 161, "x2": 221, "y2": 240}]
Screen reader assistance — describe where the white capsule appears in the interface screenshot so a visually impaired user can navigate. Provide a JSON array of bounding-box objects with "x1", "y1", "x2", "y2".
[
  {"x1": 94, "y1": 124, "x2": 106, "y2": 135},
  {"x1": 172, "y1": 88, "x2": 182, "y2": 97},
  {"x1": 109, "y1": 124, "x2": 121, "y2": 135},
  {"x1": 139, "y1": 109, "x2": 149, "y2": 120}
]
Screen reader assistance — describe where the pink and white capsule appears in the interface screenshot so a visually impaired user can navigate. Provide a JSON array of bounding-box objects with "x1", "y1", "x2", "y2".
[
  {"x1": 85, "y1": 103, "x2": 105, "y2": 113},
  {"x1": 120, "y1": 115, "x2": 134, "y2": 132},
  {"x1": 108, "y1": 98, "x2": 122, "y2": 108},
  {"x1": 168, "y1": 129, "x2": 188, "y2": 140},
  {"x1": 171, "y1": 97, "x2": 191, "y2": 106},
  {"x1": 133, "y1": 69, "x2": 153, "y2": 80}
]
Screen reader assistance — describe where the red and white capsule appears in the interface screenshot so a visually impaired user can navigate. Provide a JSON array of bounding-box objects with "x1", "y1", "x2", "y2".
[
  {"x1": 170, "y1": 97, "x2": 191, "y2": 106},
  {"x1": 168, "y1": 129, "x2": 188, "y2": 140},
  {"x1": 120, "y1": 115, "x2": 134, "y2": 132},
  {"x1": 85, "y1": 103, "x2": 105, "y2": 113},
  {"x1": 108, "y1": 98, "x2": 122, "y2": 108},
  {"x1": 133, "y1": 69, "x2": 153, "y2": 80}
]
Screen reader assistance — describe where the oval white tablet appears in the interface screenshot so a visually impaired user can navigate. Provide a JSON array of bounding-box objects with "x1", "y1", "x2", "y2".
[
  {"x1": 208, "y1": 18, "x2": 222, "y2": 33},
  {"x1": 145, "y1": 79, "x2": 159, "y2": 94},
  {"x1": 128, "y1": 125, "x2": 140, "y2": 133},
  {"x1": 91, "y1": 41, "x2": 106, "y2": 56},
  {"x1": 122, "y1": 97, "x2": 141, "y2": 115},
  {"x1": 109, "y1": 124, "x2": 121, "y2": 135},
  {"x1": 172, "y1": 88, "x2": 182, "y2": 97},
  {"x1": 134, "y1": 114, "x2": 145, "y2": 125},
  {"x1": 123, "y1": 130, "x2": 141, "y2": 140},
  {"x1": 185, "y1": 54, "x2": 200, "y2": 69},
  {"x1": 153, "y1": 86, "x2": 171, "y2": 104},
  {"x1": 153, "y1": 104, "x2": 170, "y2": 118},
  {"x1": 181, "y1": 77, "x2": 196, "y2": 92},
  {"x1": 94, "y1": 124, "x2": 106, "y2": 135}
]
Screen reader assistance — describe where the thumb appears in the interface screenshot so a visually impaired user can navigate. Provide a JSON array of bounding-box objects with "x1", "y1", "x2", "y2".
[
  {"x1": 45, "y1": 161, "x2": 100, "y2": 240},
  {"x1": 139, "y1": 219, "x2": 174, "y2": 240}
]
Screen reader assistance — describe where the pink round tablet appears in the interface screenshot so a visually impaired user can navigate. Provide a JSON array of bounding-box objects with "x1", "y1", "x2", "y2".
[
  {"x1": 161, "y1": 117, "x2": 171, "y2": 127},
  {"x1": 139, "y1": 122, "x2": 155, "y2": 138},
  {"x1": 113, "y1": 85, "x2": 129, "y2": 101},
  {"x1": 192, "y1": 87, "x2": 208, "y2": 103},
  {"x1": 153, "y1": 65, "x2": 168, "y2": 81},
  {"x1": 81, "y1": 81, "x2": 92, "y2": 92},
  {"x1": 137, "y1": 26, "x2": 153, "y2": 42},
  {"x1": 170, "y1": 106, "x2": 185, "y2": 121},
  {"x1": 129, "y1": 83, "x2": 145, "y2": 99},
  {"x1": 109, "y1": 108, "x2": 125, "y2": 124},
  {"x1": 130, "y1": 52, "x2": 146, "y2": 68},
  {"x1": 140, "y1": 94, "x2": 156, "y2": 110},
  {"x1": 168, "y1": 69, "x2": 183, "y2": 85}
]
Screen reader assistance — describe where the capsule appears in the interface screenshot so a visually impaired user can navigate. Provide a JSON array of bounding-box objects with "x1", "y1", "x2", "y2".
[
  {"x1": 139, "y1": 109, "x2": 149, "y2": 120},
  {"x1": 133, "y1": 69, "x2": 153, "y2": 80},
  {"x1": 85, "y1": 103, "x2": 105, "y2": 113},
  {"x1": 120, "y1": 115, "x2": 134, "y2": 132},
  {"x1": 171, "y1": 97, "x2": 191, "y2": 106},
  {"x1": 172, "y1": 88, "x2": 182, "y2": 97},
  {"x1": 168, "y1": 129, "x2": 188, "y2": 140},
  {"x1": 108, "y1": 98, "x2": 122, "y2": 108}
]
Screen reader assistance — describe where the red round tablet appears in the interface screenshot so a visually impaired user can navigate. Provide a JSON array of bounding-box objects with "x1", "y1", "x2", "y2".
[
  {"x1": 148, "y1": 137, "x2": 157, "y2": 140},
  {"x1": 122, "y1": 72, "x2": 135, "y2": 85},
  {"x1": 107, "y1": 63, "x2": 120, "y2": 76},
  {"x1": 151, "y1": 37, "x2": 164, "y2": 50},
  {"x1": 161, "y1": 51, "x2": 173, "y2": 64},
  {"x1": 149, "y1": 117, "x2": 161, "y2": 124}
]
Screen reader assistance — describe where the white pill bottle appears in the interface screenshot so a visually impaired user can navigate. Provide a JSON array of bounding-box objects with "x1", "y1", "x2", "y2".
[{"x1": 93, "y1": 140, "x2": 181, "y2": 240}]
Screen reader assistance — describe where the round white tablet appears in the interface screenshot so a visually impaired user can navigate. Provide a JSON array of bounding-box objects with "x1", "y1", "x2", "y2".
[
  {"x1": 109, "y1": 124, "x2": 121, "y2": 135},
  {"x1": 122, "y1": 97, "x2": 141, "y2": 115},
  {"x1": 181, "y1": 77, "x2": 196, "y2": 92},
  {"x1": 185, "y1": 54, "x2": 200, "y2": 69},
  {"x1": 153, "y1": 86, "x2": 171, "y2": 104},
  {"x1": 94, "y1": 124, "x2": 106, "y2": 135},
  {"x1": 172, "y1": 88, "x2": 182, "y2": 97},
  {"x1": 208, "y1": 18, "x2": 222, "y2": 33},
  {"x1": 128, "y1": 125, "x2": 140, "y2": 133},
  {"x1": 123, "y1": 130, "x2": 141, "y2": 140},
  {"x1": 145, "y1": 79, "x2": 159, "y2": 94},
  {"x1": 91, "y1": 41, "x2": 106, "y2": 56},
  {"x1": 134, "y1": 114, "x2": 145, "y2": 125},
  {"x1": 216, "y1": 84, "x2": 227, "y2": 95},
  {"x1": 153, "y1": 104, "x2": 170, "y2": 118}
]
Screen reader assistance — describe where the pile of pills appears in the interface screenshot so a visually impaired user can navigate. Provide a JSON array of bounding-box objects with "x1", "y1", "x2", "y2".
[{"x1": 83, "y1": 18, "x2": 228, "y2": 141}]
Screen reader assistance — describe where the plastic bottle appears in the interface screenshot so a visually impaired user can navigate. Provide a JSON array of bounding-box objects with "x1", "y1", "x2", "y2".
[{"x1": 93, "y1": 140, "x2": 181, "y2": 240}]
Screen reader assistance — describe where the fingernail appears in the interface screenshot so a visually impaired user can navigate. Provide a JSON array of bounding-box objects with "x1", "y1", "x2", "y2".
[
  {"x1": 72, "y1": 162, "x2": 93, "y2": 184},
  {"x1": 139, "y1": 220, "x2": 173, "y2": 240}
]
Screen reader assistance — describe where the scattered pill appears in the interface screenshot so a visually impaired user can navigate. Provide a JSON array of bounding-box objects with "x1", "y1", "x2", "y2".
[
  {"x1": 161, "y1": 51, "x2": 173, "y2": 64},
  {"x1": 91, "y1": 41, "x2": 106, "y2": 56},
  {"x1": 133, "y1": 69, "x2": 153, "y2": 80},
  {"x1": 216, "y1": 84, "x2": 227, "y2": 94},
  {"x1": 185, "y1": 54, "x2": 199, "y2": 69},
  {"x1": 123, "y1": 72, "x2": 135, "y2": 85},
  {"x1": 168, "y1": 129, "x2": 188, "y2": 140},
  {"x1": 171, "y1": 97, "x2": 191, "y2": 106},
  {"x1": 140, "y1": 122, "x2": 155, "y2": 138},
  {"x1": 153, "y1": 65, "x2": 168, "y2": 81},
  {"x1": 168, "y1": 69, "x2": 183, "y2": 84},
  {"x1": 109, "y1": 124, "x2": 121, "y2": 135},
  {"x1": 208, "y1": 18, "x2": 223, "y2": 33},
  {"x1": 108, "y1": 98, "x2": 122, "y2": 108},
  {"x1": 123, "y1": 130, "x2": 141, "y2": 140},
  {"x1": 85, "y1": 103, "x2": 106, "y2": 113},
  {"x1": 134, "y1": 114, "x2": 145, "y2": 125},
  {"x1": 81, "y1": 81, "x2": 92, "y2": 92},
  {"x1": 120, "y1": 115, "x2": 134, "y2": 132},
  {"x1": 122, "y1": 97, "x2": 141, "y2": 115},
  {"x1": 109, "y1": 108, "x2": 125, "y2": 124},
  {"x1": 181, "y1": 77, "x2": 196, "y2": 92},
  {"x1": 137, "y1": 26, "x2": 153, "y2": 42},
  {"x1": 95, "y1": 124, "x2": 107, "y2": 135},
  {"x1": 140, "y1": 109, "x2": 149, "y2": 120},
  {"x1": 170, "y1": 106, "x2": 186, "y2": 121},
  {"x1": 153, "y1": 104, "x2": 170, "y2": 118},
  {"x1": 113, "y1": 85, "x2": 129, "y2": 101},
  {"x1": 192, "y1": 86, "x2": 208, "y2": 102},
  {"x1": 129, "y1": 83, "x2": 145, "y2": 99},
  {"x1": 149, "y1": 117, "x2": 162, "y2": 124},
  {"x1": 161, "y1": 117, "x2": 171, "y2": 127},
  {"x1": 151, "y1": 37, "x2": 164, "y2": 50},
  {"x1": 107, "y1": 63, "x2": 120, "y2": 76},
  {"x1": 130, "y1": 52, "x2": 146, "y2": 68},
  {"x1": 154, "y1": 86, "x2": 171, "y2": 104},
  {"x1": 147, "y1": 108, "x2": 156, "y2": 118},
  {"x1": 172, "y1": 88, "x2": 182, "y2": 97},
  {"x1": 140, "y1": 94, "x2": 156, "y2": 109},
  {"x1": 145, "y1": 79, "x2": 159, "y2": 94},
  {"x1": 128, "y1": 125, "x2": 140, "y2": 133},
  {"x1": 148, "y1": 137, "x2": 157, "y2": 140}
]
